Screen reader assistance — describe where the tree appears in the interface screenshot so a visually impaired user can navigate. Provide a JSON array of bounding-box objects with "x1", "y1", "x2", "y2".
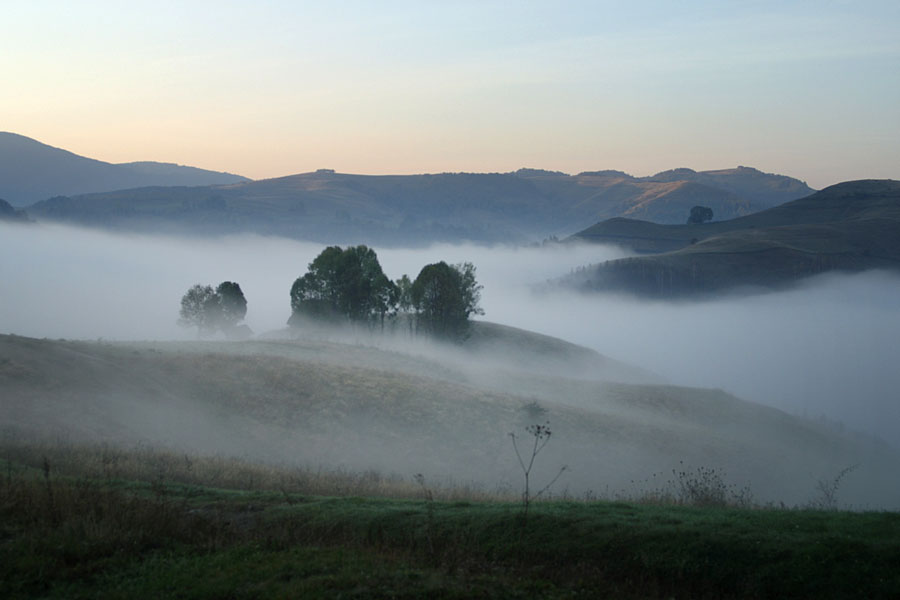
[
  {"x1": 289, "y1": 245, "x2": 396, "y2": 328},
  {"x1": 178, "y1": 281, "x2": 248, "y2": 337},
  {"x1": 395, "y1": 274, "x2": 414, "y2": 335},
  {"x1": 410, "y1": 261, "x2": 484, "y2": 339},
  {"x1": 179, "y1": 284, "x2": 219, "y2": 335},
  {"x1": 216, "y1": 281, "x2": 247, "y2": 329},
  {"x1": 289, "y1": 246, "x2": 344, "y2": 323},
  {"x1": 687, "y1": 205, "x2": 714, "y2": 224}
]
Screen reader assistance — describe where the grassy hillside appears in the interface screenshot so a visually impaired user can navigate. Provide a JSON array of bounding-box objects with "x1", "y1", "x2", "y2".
[
  {"x1": 4, "y1": 324, "x2": 899, "y2": 597},
  {"x1": 23, "y1": 166, "x2": 811, "y2": 245},
  {"x1": 2, "y1": 448, "x2": 898, "y2": 599},
  {"x1": 566, "y1": 180, "x2": 900, "y2": 296},
  {"x1": 3, "y1": 332, "x2": 897, "y2": 508}
]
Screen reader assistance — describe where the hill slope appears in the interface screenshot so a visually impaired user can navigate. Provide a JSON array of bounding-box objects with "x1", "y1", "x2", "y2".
[
  {"x1": 2, "y1": 333, "x2": 896, "y2": 507},
  {"x1": 0, "y1": 132, "x2": 249, "y2": 205},
  {"x1": 24, "y1": 165, "x2": 812, "y2": 245},
  {"x1": 565, "y1": 180, "x2": 900, "y2": 296},
  {"x1": 0, "y1": 198, "x2": 29, "y2": 222}
]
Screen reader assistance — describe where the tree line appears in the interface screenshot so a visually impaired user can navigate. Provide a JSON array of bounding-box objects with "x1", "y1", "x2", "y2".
[{"x1": 179, "y1": 245, "x2": 483, "y2": 340}]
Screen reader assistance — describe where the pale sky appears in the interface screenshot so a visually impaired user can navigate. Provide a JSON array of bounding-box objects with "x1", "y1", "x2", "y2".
[{"x1": 3, "y1": 0, "x2": 898, "y2": 189}]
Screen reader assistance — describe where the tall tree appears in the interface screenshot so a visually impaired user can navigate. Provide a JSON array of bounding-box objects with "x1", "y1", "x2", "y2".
[
  {"x1": 179, "y1": 284, "x2": 220, "y2": 335},
  {"x1": 216, "y1": 281, "x2": 248, "y2": 329},
  {"x1": 410, "y1": 261, "x2": 483, "y2": 339},
  {"x1": 289, "y1": 245, "x2": 396, "y2": 327},
  {"x1": 178, "y1": 281, "x2": 248, "y2": 336},
  {"x1": 687, "y1": 205, "x2": 714, "y2": 224},
  {"x1": 394, "y1": 274, "x2": 414, "y2": 334}
]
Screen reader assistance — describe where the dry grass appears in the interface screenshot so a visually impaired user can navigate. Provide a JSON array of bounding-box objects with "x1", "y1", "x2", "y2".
[
  {"x1": 4, "y1": 441, "x2": 898, "y2": 600},
  {"x1": 0, "y1": 433, "x2": 514, "y2": 503},
  {"x1": 3, "y1": 333, "x2": 899, "y2": 509}
]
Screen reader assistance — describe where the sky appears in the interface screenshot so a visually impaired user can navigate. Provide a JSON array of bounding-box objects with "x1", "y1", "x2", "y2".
[{"x1": 3, "y1": 1, "x2": 899, "y2": 188}]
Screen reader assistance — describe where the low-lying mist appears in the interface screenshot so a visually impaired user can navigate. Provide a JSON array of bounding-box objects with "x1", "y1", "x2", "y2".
[{"x1": 2, "y1": 221, "x2": 898, "y2": 446}]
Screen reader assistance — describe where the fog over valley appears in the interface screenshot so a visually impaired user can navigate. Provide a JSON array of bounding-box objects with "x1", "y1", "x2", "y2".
[
  {"x1": 2, "y1": 221, "x2": 898, "y2": 451},
  {"x1": 5, "y1": 3, "x2": 900, "y2": 592}
]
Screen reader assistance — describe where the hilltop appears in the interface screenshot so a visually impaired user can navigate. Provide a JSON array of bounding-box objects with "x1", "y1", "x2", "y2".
[
  {"x1": 20, "y1": 154, "x2": 812, "y2": 245},
  {"x1": 0, "y1": 132, "x2": 249, "y2": 206},
  {"x1": 0, "y1": 198, "x2": 29, "y2": 222},
  {"x1": 565, "y1": 180, "x2": 900, "y2": 296}
]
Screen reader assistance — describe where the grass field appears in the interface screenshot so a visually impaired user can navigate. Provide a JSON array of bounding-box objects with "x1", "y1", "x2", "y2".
[
  {"x1": 3, "y1": 325, "x2": 900, "y2": 596},
  {"x1": 2, "y1": 442, "x2": 898, "y2": 599}
]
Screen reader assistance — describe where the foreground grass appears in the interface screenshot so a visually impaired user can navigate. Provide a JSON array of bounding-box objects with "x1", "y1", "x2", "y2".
[{"x1": 2, "y1": 455, "x2": 899, "y2": 599}]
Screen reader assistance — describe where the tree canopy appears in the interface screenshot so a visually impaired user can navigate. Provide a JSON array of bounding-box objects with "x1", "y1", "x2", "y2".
[
  {"x1": 687, "y1": 205, "x2": 714, "y2": 224},
  {"x1": 289, "y1": 245, "x2": 396, "y2": 327},
  {"x1": 215, "y1": 281, "x2": 248, "y2": 328},
  {"x1": 179, "y1": 281, "x2": 247, "y2": 337},
  {"x1": 410, "y1": 261, "x2": 483, "y2": 339},
  {"x1": 288, "y1": 247, "x2": 484, "y2": 340}
]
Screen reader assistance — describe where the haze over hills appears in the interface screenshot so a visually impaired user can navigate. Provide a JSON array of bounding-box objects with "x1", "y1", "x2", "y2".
[
  {"x1": 0, "y1": 198, "x2": 29, "y2": 222},
  {"x1": 20, "y1": 155, "x2": 813, "y2": 245},
  {"x1": 4, "y1": 332, "x2": 898, "y2": 508},
  {"x1": 0, "y1": 132, "x2": 250, "y2": 206},
  {"x1": 564, "y1": 179, "x2": 900, "y2": 296}
]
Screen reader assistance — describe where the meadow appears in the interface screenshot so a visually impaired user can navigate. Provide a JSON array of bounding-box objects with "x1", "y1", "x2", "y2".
[
  {"x1": 4, "y1": 308, "x2": 900, "y2": 597},
  {"x1": 2, "y1": 439, "x2": 899, "y2": 599}
]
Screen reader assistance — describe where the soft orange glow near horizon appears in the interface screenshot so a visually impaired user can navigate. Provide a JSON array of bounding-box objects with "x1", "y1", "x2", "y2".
[{"x1": 5, "y1": 2, "x2": 898, "y2": 190}]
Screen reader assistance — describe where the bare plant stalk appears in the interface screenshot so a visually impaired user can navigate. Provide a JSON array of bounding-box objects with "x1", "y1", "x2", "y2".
[
  {"x1": 510, "y1": 422, "x2": 566, "y2": 522},
  {"x1": 414, "y1": 473, "x2": 435, "y2": 558},
  {"x1": 813, "y1": 464, "x2": 859, "y2": 510},
  {"x1": 42, "y1": 455, "x2": 57, "y2": 524}
]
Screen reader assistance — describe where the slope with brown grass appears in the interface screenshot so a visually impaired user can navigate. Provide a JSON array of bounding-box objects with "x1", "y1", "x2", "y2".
[{"x1": 3, "y1": 330, "x2": 897, "y2": 508}]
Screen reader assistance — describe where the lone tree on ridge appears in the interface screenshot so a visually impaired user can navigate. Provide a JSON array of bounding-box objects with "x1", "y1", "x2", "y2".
[{"x1": 687, "y1": 205, "x2": 714, "y2": 224}]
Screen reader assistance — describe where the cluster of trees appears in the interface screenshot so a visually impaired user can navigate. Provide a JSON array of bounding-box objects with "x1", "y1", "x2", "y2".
[
  {"x1": 687, "y1": 205, "x2": 714, "y2": 224},
  {"x1": 289, "y1": 245, "x2": 483, "y2": 339},
  {"x1": 178, "y1": 245, "x2": 483, "y2": 341},
  {"x1": 288, "y1": 245, "x2": 395, "y2": 327},
  {"x1": 178, "y1": 281, "x2": 248, "y2": 337}
]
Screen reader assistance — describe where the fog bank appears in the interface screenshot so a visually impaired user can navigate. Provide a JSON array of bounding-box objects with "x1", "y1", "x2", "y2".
[{"x1": 1, "y1": 222, "x2": 898, "y2": 444}]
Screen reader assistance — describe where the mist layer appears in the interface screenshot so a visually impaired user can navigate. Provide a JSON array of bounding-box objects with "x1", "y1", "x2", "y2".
[{"x1": 1, "y1": 222, "x2": 898, "y2": 444}]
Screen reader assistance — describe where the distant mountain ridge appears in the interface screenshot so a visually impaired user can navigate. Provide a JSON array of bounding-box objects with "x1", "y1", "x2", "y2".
[
  {"x1": 0, "y1": 198, "x2": 29, "y2": 222},
  {"x1": 564, "y1": 179, "x2": 900, "y2": 296},
  {"x1": 21, "y1": 156, "x2": 814, "y2": 245},
  {"x1": 0, "y1": 132, "x2": 250, "y2": 206}
]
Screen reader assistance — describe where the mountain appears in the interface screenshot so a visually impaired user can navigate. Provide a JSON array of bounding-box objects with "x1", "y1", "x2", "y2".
[
  {"x1": 24, "y1": 165, "x2": 813, "y2": 245},
  {"x1": 0, "y1": 198, "x2": 29, "y2": 222},
  {"x1": 0, "y1": 132, "x2": 250, "y2": 206},
  {"x1": 564, "y1": 180, "x2": 900, "y2": 296}
]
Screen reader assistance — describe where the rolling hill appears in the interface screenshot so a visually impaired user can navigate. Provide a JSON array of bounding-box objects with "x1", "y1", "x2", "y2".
[
  {"x1": 0, "y1": 198, "x2": 29, "y2": 222},
  {"x1": 21, "y1": 161, "x2": 812, "y2": 245},
  {"x1": 0, "y1": 132, "x2": 249, "y2": 206},
  {"x1": 564, "y1": 180, "x2": 900, "y2": 296},
  {"x1": 2, "y1": 328, "x2": 897, "y2": 508}
]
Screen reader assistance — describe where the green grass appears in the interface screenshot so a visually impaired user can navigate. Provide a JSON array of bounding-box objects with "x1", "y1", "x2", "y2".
[{"x1": 3, "y1": 453, "x2": 898, "y2": 599}]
